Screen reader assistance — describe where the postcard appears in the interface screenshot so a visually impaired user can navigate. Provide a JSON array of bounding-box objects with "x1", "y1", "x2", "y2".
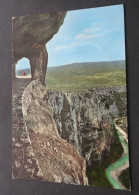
[{"x1": 12, "y1": 4, "x2": 131, "y2": 190}]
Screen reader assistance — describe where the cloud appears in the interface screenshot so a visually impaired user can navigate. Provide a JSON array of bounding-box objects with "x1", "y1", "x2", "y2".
[
  {"x1": 54, "y1": 24, "x2": 117, "y2": 51},
  {"x1": 54, "y1": 42, "x2": 78, "y2": 51},
  {"x1": 83, "y1": 27, "x2": 101, "y2": 33},
  {"x1": 76, "y1": 33, "x2": 99, "y2": 40},
  {"x1": 75, "y1": 24, "x2": 117, "y2": 40},
  {"x1": 99, "y1": 28, "x2": 117, "y2": 37},
  {"x1": 54, "y1": 45, "x2": 69, "y2": 51},
  {"x1": 54, "y1": 40, "x2": 93, "y2": 51},
  {"x1": 75, "y1": 27, "x2": 101, "y2": 40}
]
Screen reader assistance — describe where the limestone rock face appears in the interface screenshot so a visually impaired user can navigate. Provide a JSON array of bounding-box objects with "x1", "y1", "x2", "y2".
[
  {"x1": 12, "y1": 11, "x2": 127, "y2": 186},
  {"x1": 12, "y1": 12, "x2": 66, "y2": 82},
  {"x1": 13, "y1": 80, "x2": 88, "y2": 185},
  {"x1": 12, "y1": 80, "x2": 43, "y2": 180},
  {"x1": 12, "y1": 12, "x2": 88, "y2": 185},
  {"x1": 47, "y1": 86, "x2": 127, "y2": 166}
]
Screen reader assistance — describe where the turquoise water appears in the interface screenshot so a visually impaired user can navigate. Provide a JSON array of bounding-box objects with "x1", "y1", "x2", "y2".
[{"x1": 105, "y1": 120, "x2": 129, "y2": 190}]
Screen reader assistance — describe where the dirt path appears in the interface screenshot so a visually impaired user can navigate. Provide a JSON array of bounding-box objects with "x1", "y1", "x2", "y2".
[
  {"x1": 12, "y1": 78, "x2": 31, "y2": 95},
  {"x1": 12, "y1": 78, "x2": 44, "y2": 179}
]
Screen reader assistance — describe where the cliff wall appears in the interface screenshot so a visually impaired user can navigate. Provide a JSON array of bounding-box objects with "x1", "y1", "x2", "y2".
[
  {"x1": 47, "y1": 86, "x2": 127, "y2": 166},
  {"x1": 12, "y1": 12, "x2": 66, "y2": 82},
  {"x1": 12, "y1": 11, "x2": 127, "y2": 185},
  {"x1": 12, "y1": 12, "x2": 88, "y2": 185}
]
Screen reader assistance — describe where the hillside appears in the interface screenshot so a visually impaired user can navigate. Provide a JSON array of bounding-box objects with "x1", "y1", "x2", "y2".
[
  {"x1": 16, "y1": 61, "x2": 126, "y2": 93},
  {"x1": 47, "y1": 61, "x2": 125, "y2": 76},
  {"x1": 46, "y1": 61, "x2": 126, "y2": 92},
  {"x1": 16, "y1": 68, "x2": 31, "y2": 76}
]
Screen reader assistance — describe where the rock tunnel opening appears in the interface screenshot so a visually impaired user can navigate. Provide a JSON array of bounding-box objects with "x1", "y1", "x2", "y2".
[{"x1": 15, "y1": 57, "x2": 32, "y2": 79}]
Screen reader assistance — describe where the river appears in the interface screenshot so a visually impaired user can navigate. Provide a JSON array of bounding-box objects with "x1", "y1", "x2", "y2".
[{"x1": 105, "y1": 118, "x2": 129, "y2": 190}]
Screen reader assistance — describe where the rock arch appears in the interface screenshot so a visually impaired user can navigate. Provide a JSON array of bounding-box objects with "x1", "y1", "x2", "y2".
[
  {"x1": 12, "y1": 12, "x2": 89, "y2": 185},
  {"x1": 16, "y1": 57, "x2": 31, "y2": 78},
  {"x1": 12, "y1": 12, "x2": 66, "y2": 84},
  {"x1": 13, "y1": 45, "x2": 48, "y2": 82}
]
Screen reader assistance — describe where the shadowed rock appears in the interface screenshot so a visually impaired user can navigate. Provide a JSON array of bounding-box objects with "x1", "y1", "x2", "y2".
[
  {"x1": 12, "y1": 12, "x2": 66, "y2": 82},
  {"x1": 21, "y1": 80, "x2": 88, "y2": 185},
  {"x1": 47, "y1": 86, "x2": 127, "y2": 166},
  {"x1": 12, "y1": 79, "x2": 88, "y2": 185},
  {"x1": 12, "y1": 12, "x2": 88, "y2": 185}
]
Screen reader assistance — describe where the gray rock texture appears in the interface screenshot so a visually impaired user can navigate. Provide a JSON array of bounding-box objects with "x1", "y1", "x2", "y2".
[
  {"x1": 12, "y1": 12, "x2": 88, "y2": 185},
  {"x1": 12, "y1": 79, "x2": 43, "y2": 180},
  {"x1": 12, "y1": 12, "x2": 66, "y2": 82},
  {"x1": 12, "y1": 11, "x2": 127, "y2": 186},
  {"x1": 47, "y1": 86, "x2": 127, "y2": 165},
  {"x1": 12, "y1": 79, "x2": 88, "y2": 185}
]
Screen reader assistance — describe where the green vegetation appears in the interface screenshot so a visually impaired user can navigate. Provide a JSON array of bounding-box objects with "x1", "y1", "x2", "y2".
[
  {"x1": 86, "y1": 124, "x2": 123, "y2": 188},
  {"x1": 119, "y1": 168, "x2": 131, "y2": 190},
  {"x1": 45, "y1": 61, "x2": 126, "y2": 93}
]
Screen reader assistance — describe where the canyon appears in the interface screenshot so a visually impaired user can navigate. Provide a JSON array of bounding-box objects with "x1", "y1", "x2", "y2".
[
  {"x1": 12, "y1": 11, "x2": 128, "y2": 188},
  {"x1": 12, "y1": 11, "x2": 88, "y2": 185},
  {"x1": 47, "y1": 86, "x2": 127, "y2": 166}
]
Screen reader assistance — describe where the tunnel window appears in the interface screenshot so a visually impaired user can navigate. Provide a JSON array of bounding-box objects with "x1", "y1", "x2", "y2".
[{"x1": 16, "y1": 57, "x2": 31, "y2": 78}]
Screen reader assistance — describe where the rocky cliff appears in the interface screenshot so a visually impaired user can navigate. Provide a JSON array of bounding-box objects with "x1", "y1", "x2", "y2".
[
  {"x1": 13, "y1": 80, "x2": 88, "y2": 184},
  {"x1": 12, "y1": 11, "x2": 127, "y2": 186},
  {"x1": 12, "y1": 12, "x2": 66, "y2": 82},
  {"x1": 47, "y1": 86, "x2": 127, "y2": 166},
  {"x1": 12, "y1": 12, "x2": 88, "y2": 185}
]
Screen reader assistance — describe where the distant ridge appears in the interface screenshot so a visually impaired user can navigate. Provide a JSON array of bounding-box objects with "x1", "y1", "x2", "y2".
[
  {"x1": 16, "y1": 60, "x2": 125, "y2": 76},
  {"x1": 16, "y1": 68, "x2": 31, "y2": 76},
  {"x1": 47, "y1": 61, "x2": 125, "y2": 77},
  {"x1": 48, "y1": 60, "x2": 125, "y2": 69}
]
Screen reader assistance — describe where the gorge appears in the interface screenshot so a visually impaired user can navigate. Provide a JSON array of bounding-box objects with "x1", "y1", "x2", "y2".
[{"x1": 12, "y1": 11, "x2": 129, "y2": 189}]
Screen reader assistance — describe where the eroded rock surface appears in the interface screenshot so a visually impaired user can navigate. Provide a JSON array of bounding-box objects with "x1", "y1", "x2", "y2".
[
  {"x1": 12, "y1": 12, "x2": 66, "y2": 82},
  {"x1": 12, "y1": 80, "x2": 88, "y2": 185},
  {"x1": 12, "y1": 11, "x2": 127, "y2": 186},
  {"x1": 12, "y1": 12, "x2": 88, "y2": 185},
  {"x1": 12, "y1": 79, "x2": 43, "y2": 180},
  {"x1": 47, "y1": 86, "x2": 127, "y2": 165}
]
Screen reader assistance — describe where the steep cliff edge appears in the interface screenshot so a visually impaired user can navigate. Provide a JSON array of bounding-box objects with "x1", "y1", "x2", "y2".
[
  {"x1": 12, "y1": 12, "x2": 88, "y2": 185},
  {"x1": 13, "y1": 80, "x2": 88, "y2": 184},
  {"x1": 12, "y1": 11, "x2": 127, "y2": 186},
  {"x1": 47, "y1": 86, "x2": 127, "y2": 166}
]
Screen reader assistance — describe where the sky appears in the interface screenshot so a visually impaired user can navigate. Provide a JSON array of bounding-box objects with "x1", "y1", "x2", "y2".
[{"x1": 16, "y1": 4, "x2": 125, "y2": 70}]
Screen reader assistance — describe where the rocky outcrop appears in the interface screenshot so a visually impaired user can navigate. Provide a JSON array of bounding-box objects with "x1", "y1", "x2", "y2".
[
  {"x1": 47, "y1": 86, "x2": 127, "y2": 166},
  {"x1": 12, "y1": 12, "x2": 88, "y2": 185},
  {"x1": 12, "y1": 79, "x2": 43, "y2": 180},
  {"x1": 12, "y1": 11, "x2": 127, "y2": 186},
  {"x1": 12, "y1": 79, "x2": 88, "y2": 185},
  {"x1": 12, "y1": 12, "x2": 66, "y2": 82}
]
